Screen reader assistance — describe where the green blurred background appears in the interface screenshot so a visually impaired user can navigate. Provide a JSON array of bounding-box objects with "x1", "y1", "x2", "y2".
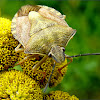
[{"x1": 0, "y1": 0, "x2": 100, "y2": 99}]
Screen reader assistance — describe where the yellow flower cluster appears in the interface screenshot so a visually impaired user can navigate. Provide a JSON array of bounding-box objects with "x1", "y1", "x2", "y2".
[
  {"x1": 0, "y1": 18, "x2": 19, "y2": 70},
  {"x1": 43, "y1": 91, "x2": 79, "y2": 100},
  {"x1": 0, "y1": 17, "x2": 79, "y2": 99},
  {"x1": 18, "y1": 52, "x2": 67, "y2": 88},
  {"x1": 0, "y1": 70, "x2": 43, "y2": 100}
]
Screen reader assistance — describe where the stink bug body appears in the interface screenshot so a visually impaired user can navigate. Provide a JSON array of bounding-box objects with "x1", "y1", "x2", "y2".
[{"x1": 11, "y1": 5, "x2": 76, "y2": 72}]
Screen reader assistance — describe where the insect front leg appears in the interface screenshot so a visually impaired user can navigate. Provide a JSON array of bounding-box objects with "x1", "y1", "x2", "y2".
[
  {"x1": 43, "y1": 61, "x2": 56, "y2": 93},
  {"x1": 15, "y1": 43, "x2": 24, "y2": 53},
  {"x1": 32, "y1": 55, "x2": 48, "y2": 82},
  {"x1": 32, "y1": 55, "x2": 48, "y2": 70},
  {"x1": 58, "y1": 54, "x2": 73, "y2": 75},
  {"x1": 15, "y1": 54, "x2": 39, "y2": 66}
]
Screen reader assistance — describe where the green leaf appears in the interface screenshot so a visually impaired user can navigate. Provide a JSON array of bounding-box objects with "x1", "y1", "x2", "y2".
[
  {"x1": 13, "y1": 65, "x2": 23, "y2": 71},
  {"x1": 8, "y1": 68, "x2": 13, "y2": 71}
]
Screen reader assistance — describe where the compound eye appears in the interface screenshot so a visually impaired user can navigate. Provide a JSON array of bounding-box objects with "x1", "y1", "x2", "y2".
[{"x1": 62, "y1": 47, "x2": 65, "y2": 52}]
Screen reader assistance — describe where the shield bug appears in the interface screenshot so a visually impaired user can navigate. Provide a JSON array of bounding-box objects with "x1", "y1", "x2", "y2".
[
  {"x1": 11, "y1": 5, "x2": 76, "y2": 73},
  {"x1": 11, "y1": 5, "x2": 100, "y2": 93}
]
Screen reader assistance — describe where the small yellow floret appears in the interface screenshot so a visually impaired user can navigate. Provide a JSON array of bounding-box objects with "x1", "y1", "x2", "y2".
[{"x1": 0, "y1": 65, "x2": 4, "y2": 71}]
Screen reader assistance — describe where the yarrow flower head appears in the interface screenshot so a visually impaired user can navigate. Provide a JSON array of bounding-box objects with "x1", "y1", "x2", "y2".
[
  {"x1": 18, "y1": 52, "x2": 68, "y2": 88},
  {"x1": 0, "y1": 70, "x2": 43, "y2": 100},
  {"x1": 0, "y1": 17, "x2": 19, "y2": 70},
  {"x1": 43, "y1": 90, "x2": 79, "y2": 100}
]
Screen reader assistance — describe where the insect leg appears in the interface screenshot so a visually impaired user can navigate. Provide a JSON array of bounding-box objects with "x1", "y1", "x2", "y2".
[
  {"x1": 32, "y1": 69, "x2": 46, "y2": 81},
  {"x1": 32, "y1": 55, "x2": 48, "y2": 70},
  {"x1": 15, "y1": 54, "x2": 39, "y2": 66},
  {"x1": 32, "y1": 55, "x2": 48, "y2": 82},
  {"x1": 58, "y1": 54, "x2": 73, "y2": 75},
  {"x1": 43, "y1": 61, "x2": 56, "y2": 93},
  {"x1": 15, "y1": 43, "x2": 24, "y2": 53}
]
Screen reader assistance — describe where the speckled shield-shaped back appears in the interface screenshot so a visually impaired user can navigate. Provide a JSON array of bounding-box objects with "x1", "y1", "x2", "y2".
[
  {"x1": 11, "y1": 5, "x2": 76, "y2": 55},
  {"x1": 11, "y1": 5, "x2": 68, "y2": 48}
]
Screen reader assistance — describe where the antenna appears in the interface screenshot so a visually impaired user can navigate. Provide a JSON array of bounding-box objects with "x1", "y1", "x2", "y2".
[
  {"x1": 43, "y1": 53, "x2": 100, "y2": 93},
  {"x1": 66, "y1": 53, "x2": 100, "y2": 58}
]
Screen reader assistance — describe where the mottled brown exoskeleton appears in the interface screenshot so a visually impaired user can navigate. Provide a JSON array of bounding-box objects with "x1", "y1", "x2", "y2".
[{"x1": 11, "y1": 5, "x2": 76, "y2": 74}]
